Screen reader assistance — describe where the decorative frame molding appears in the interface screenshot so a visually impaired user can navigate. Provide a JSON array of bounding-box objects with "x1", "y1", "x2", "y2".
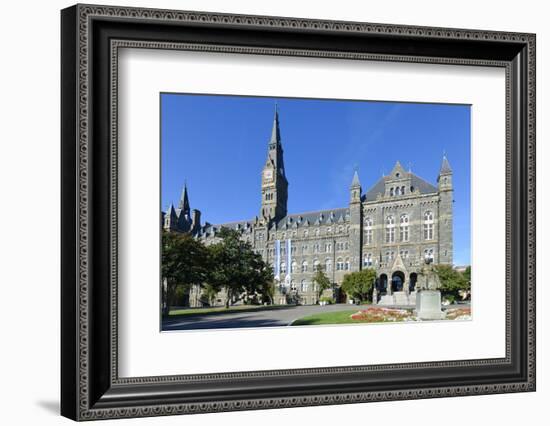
[{"x1": 61, "y1": 3, "x2": 536, "y2": 421}]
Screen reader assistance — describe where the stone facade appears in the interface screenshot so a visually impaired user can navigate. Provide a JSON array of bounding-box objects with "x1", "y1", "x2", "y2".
[{"x1": 163, "y1": 108, "x2": 453, "y2": 307}]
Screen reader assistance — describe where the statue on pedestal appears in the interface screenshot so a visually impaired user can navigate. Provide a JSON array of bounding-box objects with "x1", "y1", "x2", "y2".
[{"x1": 415, "y1": 257, "x2": 445, "y2": 320}]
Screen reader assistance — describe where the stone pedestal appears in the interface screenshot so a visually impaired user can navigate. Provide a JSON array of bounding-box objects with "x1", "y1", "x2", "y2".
[{"x1": 415, "y1": 290, "x2": 445, "y2": 320}]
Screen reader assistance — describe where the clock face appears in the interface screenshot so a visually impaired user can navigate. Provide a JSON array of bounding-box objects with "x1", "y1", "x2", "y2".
[{"x1": 264, "y1": 170, "x2": 273, "y2": 180}]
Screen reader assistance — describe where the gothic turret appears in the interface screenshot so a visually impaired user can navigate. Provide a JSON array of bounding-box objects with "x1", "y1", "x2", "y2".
[
  {"x1": 179, "y1": 183, "x2": 191, "y2": 218},
  {"x1": 437, "y1": 154, "x2": 453, "y2": 264},
  {"x1": 350, "y1": 170, "x2": 362, "y2": 203},
  {"x1": 260, "y1": 105, "x2": 288, "y2": 222},
  {"x1": 163, "y1": 203, "x2": 179, "y2": 232},
  {"x1": 349, "y1": 170, "x2": 363, "y2": 272}
]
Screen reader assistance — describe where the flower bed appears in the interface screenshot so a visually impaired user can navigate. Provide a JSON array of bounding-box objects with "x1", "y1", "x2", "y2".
[
  {"x1": 350, "y1": 307, "x2": 413, "y2": 323},
  {"x1": 445, "y1": 307, "x2": 471, "y2": 320}
]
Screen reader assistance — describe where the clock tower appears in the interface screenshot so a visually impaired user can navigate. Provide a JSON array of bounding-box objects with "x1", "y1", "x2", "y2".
[{"x1": 261, "y1": 106, "x2": 288, "y2": 222}]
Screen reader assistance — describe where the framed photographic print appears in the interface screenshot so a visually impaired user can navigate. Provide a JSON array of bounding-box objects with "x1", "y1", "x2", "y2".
[{"x1": 61, "y1": 3, "x2": 536, "y2": 421}]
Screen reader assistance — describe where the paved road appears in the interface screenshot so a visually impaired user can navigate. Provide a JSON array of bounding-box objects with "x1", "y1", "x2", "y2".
[{"x1": 162, "y1": 304, "x2": 363, "y2": 331}]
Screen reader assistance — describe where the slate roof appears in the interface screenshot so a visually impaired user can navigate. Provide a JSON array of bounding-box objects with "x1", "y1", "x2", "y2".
[
  {"x1": 363, "y1": 173, "x2": 438, "y2": 202},
  {"x1": 202, "y1": 207, "x2": 350, "y2": 235}
]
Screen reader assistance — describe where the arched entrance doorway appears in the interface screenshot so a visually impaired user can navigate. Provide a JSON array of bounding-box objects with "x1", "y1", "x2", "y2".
[
  {"x1": 391, "y1": 271, "x2": 405, "y2": 292},
  {"x1": 409, "y1": 273, "x2": 418, "y2": 293}
]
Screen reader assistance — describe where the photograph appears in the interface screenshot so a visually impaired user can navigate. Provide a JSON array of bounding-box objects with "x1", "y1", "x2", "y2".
[{"x1": 160, "y1": 94, "x2": 472, "y2": 331}]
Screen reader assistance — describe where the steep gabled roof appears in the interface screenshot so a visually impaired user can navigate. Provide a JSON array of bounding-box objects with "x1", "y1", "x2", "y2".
[{"x1": 363, "y1": 173, "x2": 438, "y2": 202}]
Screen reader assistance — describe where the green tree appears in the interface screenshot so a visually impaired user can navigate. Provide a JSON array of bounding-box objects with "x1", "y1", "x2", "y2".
[
  {"x1": 161, "y1": 231, "x2": 210, "y2": 315},
  {"x1": 341, "y1": 268, "x2": 377, "y2": 303},
  {"x1": 207, "y1": 228, "x2": 274, "y2": 307},
  {"x1": 312, "y1": 268, "x2": 332, "y2": 301},
  {"x1": 434, "y1": 265, "x2": 470, "y2": 299}
]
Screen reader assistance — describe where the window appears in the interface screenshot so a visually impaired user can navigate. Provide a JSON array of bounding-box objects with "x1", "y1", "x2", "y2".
[
  {"x1": 315, "y1": 229, "x2": 320, "y2": 237},
  {"x1": 303, "y1": 230, "x2": 309, "y2": 238},
  {"x1": 385, "y1": 215, "x2": 395, "y2": 243},
  {"x1": 385, "y1": 251, "x2": 395, "y2": 263},
  {"x1": 291, "y1": 260, "x2": 297, "y2": 273},
  {"x1": 281, "y1": 262, "x2": 286, "y2": 274},
  {"x1": 325, "y1": 243, "x2": 332, "y2": 252},
  {"x1": 423, "y1": 210, "x2": 434, "y2": 240},
  {"x1": 399, "y1": 214, "x2": 409, "y2": 242},
  {"x1": 327, "y1": 227, "x2": 332, "y2": 234},
  {"x1": 390, "y1": 187, "x2": 394, "y2": 196},
  {"x1": 345, "y1": 258, "x2": 351, "y2": 270},
  {"x1": 364, "y1": 253, "x2": 373, "y2": 267},
  {"x1": 325, "y1": 259, "x2": 332, "y2": 272},
  {"x1": 300, "y1": 280, "x2": 308, "y2": 292},
  {"x1": 313, "y1": 259, "x2": 320, "y2": 271},
  {"x1": 401, "y1": 185, "x2": 405, "y2": 195},
  {"x1": 400, "y1": 250, "x2": 409, "y2": 259},
  {"x1": 313, "y1": 243, "x2": 320, "y2": 253},
  {"x1": 302, "y1": 245, "x2": 308, "y2": 254},
  {"x1": 301, "y1": 261, "x2": 308, "y2": 273},
  {"x1": 338, "y1": 225, "x2": 343, "y2": 234},
  {"x1": 336, "y1": 258, "x2": 344, "y2": 271},
  {"x1": 364, "y1": 217, "x2": 373, "y2": 244},
  {"x1": 395, "y1": 186, "x2": 401, "y2": 195}
]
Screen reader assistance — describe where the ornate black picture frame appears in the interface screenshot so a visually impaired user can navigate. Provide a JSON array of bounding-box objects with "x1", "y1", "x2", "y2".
[{"x1": 61, "y1": 3, "x2": 536, "y2": 421}]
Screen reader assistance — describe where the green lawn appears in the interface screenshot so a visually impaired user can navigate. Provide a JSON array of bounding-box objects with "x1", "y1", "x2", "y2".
[
  {"x1": 167, "y1": 304, "x2": 289, "y2": 318},
  {"x1": 291, "y1": 307, "x2": 413, "y2": 326},
  {"x1": 291, "y1": 310, "x2": 360, "y2": 326}
]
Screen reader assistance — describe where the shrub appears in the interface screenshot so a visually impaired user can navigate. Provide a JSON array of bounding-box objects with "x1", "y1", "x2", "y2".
[{"x1": 319, "y1": 296, "x2": 334, "y2": 304}]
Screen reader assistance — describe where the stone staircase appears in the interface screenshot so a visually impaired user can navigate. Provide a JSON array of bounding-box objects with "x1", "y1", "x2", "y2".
[{"x1": 377, "y1": 291, "x2": 416, "y2": 306}]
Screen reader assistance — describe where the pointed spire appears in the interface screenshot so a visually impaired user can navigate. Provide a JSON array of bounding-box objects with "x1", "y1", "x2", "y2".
[
  {"x1": 179, "y1": 182, "x2": 190, "y2": 215},
  {"x1": 167, "y1": 203, "x2": 177, "y2": 219},
  {"x1": 351, "y1": 170, "x2": 361, "y2": 188},
  {"x1": 440, "y1": 153, "x2": 452, "y2": 174},
  {"x1": 270, "y1": 103, "x2": 281, "y2": 145}
]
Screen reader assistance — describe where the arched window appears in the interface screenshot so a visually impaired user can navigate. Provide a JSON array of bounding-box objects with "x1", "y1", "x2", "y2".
[
  {"x1": 390, "y1": 187, "x2": 394, "y2": 196},
  {"x1": 399, "y1": 214, "x2": 409, "y2": 242},
  {"x1": 303, "y1": 230, "x2": 309, "y2": 238},
  {"x1": 345, "y1": 258, "x2": 351, "y2": 270},
  {"x1": 300, "y1": 280, "x2": 308, "y2": 292},
  {"x1": 344, "y1": 242, "x2": 349, "y2": 250},
  {"x1": 325, "y1": 259, "x2": 332, "y2": 272},
  {"x1": 338, "y1": 225, "x2": 343, "y2": 234},
  {"x1": 291, "y1": 260, "x2": 297, "y2": 273},
  {"x1": 301, "y1": 260, "x2": 308, "y2": 273},
  {"x1": 401, "y1": 185, "x2": 405, "y2": 195},
  {"x1": 395, "y1": 187, "x2": 401, "y2": 196},
  {"x1": 364, "y1": 217, "x2": 373, "y2": 244},
  {"x1": 385, "y1": 215, "x2": 395, "y2": 243},
  {"x1": 424, "y1": 210, "x2": 434, "y2": 240},
  {"x1": 281, "y1": 262, "x2": 286, "y2": 274},
  {"x1": 315, "y1": 229, "x2": 320, "y2": 237},
  {"x1": 325, "y1": 243, "x2": 332, "y2": 253},
  {"x1": 313, "y1": 259, "x2": 320, "y2": 272},
  {"x1": 327, "y1": 227, "x2": 332, "y2": 234},
  {"x1": 336, "y1": 258, "x2": 344, "y2": 271}
]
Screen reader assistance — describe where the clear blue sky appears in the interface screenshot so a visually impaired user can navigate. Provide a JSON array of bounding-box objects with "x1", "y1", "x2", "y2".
[{"x1": 161, "y1": 94, "x2": 471, "y2": 266}]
